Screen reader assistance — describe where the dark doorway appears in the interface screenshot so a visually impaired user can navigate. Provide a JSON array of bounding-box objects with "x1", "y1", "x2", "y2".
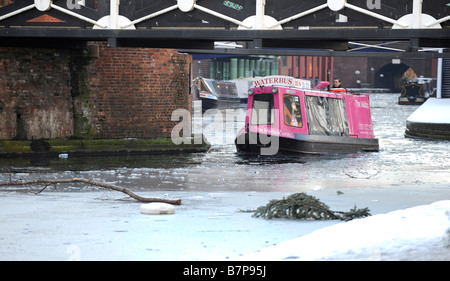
[
  {"x1": 13, "y1": 111, "x2": 27, "y2": 140},
  {"x1": 375, "y1": 63, "x2": 410, "y2": 92}
]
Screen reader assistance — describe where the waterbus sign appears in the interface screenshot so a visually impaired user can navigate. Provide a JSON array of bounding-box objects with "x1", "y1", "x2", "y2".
[{"x1": 251, "y1": 76, "x2": 311, "y2": 90}]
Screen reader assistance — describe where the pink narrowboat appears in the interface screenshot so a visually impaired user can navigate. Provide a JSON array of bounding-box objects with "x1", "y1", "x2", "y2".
[{"x1": 235, "y1": 76, "x2": 379, "y2": 155}]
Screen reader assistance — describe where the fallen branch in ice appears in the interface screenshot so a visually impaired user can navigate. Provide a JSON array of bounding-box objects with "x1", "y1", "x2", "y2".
[
  {"x1": 344, "y1": 171, "x2": 379, "y2": 179},
  {"x1": 0, "y1": 178, "x2": 182, "y2": 205},
  {"x1": 253, "y1": 192, "x2": 370, "y2": 221}
]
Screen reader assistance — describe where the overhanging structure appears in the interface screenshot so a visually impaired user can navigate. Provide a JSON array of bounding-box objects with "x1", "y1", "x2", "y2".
[{"x1": 0, "y1": 0, "x2": 450, "y2": 57}]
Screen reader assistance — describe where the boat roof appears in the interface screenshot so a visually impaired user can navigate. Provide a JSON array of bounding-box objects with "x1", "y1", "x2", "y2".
[
  {"x1": 194, "y1": 77, "x2": 238, "y2": 97},
  {"x1": 250, "y1": 76, "x2": 366, "y2": 99}
]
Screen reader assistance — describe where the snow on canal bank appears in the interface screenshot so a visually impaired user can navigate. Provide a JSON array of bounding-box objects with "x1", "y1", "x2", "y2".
[
  {"x1": 244, "y1": 200, "x2": 450, "y2": 261},
  {"x1": 407, "y1": 98, "x2": 450, "y2": 124}
]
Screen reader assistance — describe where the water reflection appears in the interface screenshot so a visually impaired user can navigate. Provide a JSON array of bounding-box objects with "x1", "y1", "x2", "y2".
[
  {"x1": 0, "y1": 154, "x2": 201, "y2": 172},
  {"x1": 0, "y1": 94, "x2": 449, "y2": 192}
]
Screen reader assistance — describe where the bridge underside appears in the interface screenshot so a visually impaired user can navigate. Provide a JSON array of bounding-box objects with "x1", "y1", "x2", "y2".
[
  {"x1": 1, "y1": 28, "x2": 450, "y2": 58},
  {"x1": 1, "y1": 0, "x2": 450, "y2": 57}
]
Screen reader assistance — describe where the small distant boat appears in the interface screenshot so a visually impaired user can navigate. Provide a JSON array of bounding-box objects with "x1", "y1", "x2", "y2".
[
  {"x1": 398, "y1": 77, "x2": 435, "y2": 105},
  {"x1": 235, "y1": 76, "x2": 379, "y2": 155},
  {"x1": 192, "y1": 77, "x2": 244, "y2": 110}
]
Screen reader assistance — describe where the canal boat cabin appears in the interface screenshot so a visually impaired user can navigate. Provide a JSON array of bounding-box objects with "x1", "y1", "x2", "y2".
[
  {"x1": 235, "y1": 76, "x2": 379, "y2": 155},
  {"x1": 192, "y1": 77, "x2": 242, "y2": 110}
]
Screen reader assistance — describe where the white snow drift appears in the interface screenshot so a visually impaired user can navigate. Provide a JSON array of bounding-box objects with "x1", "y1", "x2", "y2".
[{"x1": 245, "y1": 200, "x2": 450, "y2": 261}]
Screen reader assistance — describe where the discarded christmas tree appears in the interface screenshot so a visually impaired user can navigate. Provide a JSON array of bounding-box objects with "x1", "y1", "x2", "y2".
[{"x1": 253, "y1": 192, "x2": 370, "y2": 221}]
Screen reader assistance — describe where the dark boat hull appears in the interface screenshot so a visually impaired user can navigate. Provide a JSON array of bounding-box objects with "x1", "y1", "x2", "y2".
[
  {"x1": 398, "y1": 96, "x2": 426, "y2": 105},
  {"x1": 398, "y1": 82, "x2": 428, "y2": 105},
  {"x1": 235, "y1": 132, "x2": 379, "y2": 155},
  {"x1": 199, "y1": 97, "x2": 242, "y2": 111}
]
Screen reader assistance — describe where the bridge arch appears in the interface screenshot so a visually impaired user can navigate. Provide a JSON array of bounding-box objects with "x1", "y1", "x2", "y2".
[{"x1": 375, "y1": 63, "x2": 411, "y2": 92}]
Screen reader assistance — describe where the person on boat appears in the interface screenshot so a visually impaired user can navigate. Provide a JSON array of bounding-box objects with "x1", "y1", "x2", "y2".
[
  {"x1": 333, "y1": 78, "x2": 342, "y2": 88},
  {"x1": 284, "y1": 95, "x2": 302, "y2": 127},
  {"x1": 331, "y1": 78, "x2": 346, "y2": 92}
]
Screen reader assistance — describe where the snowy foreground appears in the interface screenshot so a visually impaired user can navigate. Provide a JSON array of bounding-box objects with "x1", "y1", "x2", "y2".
[{"x1": 244, "y1": 200, "x2": 450, "y2": 261}]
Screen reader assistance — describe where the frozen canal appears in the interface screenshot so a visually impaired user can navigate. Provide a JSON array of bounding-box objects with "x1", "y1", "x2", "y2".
[
  {"x1": 0, "y1": 93, "x2": 449, "y2": 192},
  {"x1": 1, "y1": 93, "x2": 450, "y2": 261}
]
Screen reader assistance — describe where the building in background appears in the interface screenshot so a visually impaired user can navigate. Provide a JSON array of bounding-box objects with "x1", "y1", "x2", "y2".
[
  {"x1": 278, "y1": 56, "x2": 333, "y2": 88},
  {"x1": 192, "y1": 55, "x2": 279, "y2": 81},
  {"x1": 193, "y1": 54, "x2": 437, "y2": 93},
  {"x1": 280, "y1": 56, "x2": 437, "y2": 92}
]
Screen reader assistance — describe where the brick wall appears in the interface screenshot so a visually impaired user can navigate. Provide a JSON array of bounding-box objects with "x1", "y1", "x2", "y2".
[
  {"x1": 87, "y1": 43, "x2": 192, "y2": 139},
  {"x1": 0, "y1": 47, "x2": 74, "y2": 140},
  {"x1": 0, "y1": 43, "x2": 192, "y2": 141}
]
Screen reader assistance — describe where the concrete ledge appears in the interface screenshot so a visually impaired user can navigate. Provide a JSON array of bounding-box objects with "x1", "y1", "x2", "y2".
[
  {"x1": 405, "y1": 98, "x2": 450, "y2": 140},
  {"x1": 406, "y1": 121, "x2": 450, "y2": 140},
  {"x1": 0, "y1": 136, "x2": 210, "y2": 157}
]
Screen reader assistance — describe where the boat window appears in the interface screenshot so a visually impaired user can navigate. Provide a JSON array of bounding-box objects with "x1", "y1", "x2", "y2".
[
  {"x1": 200, "y1": 80, "x2": 210, "y2": 93},
  {"x1": 251, "y1": 94, "x2": 275, "y2": 125},
  {"x1": 305, "y1": 96, "x2": 349, "y2": 136},
  {"x1": 283, "y1": 94, "x2": 303, "y2": 128}
]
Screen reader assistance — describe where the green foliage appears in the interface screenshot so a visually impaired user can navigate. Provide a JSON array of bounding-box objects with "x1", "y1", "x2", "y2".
[{"x1": 253, "y1": 192, "x2": 371, "y2": 221}]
